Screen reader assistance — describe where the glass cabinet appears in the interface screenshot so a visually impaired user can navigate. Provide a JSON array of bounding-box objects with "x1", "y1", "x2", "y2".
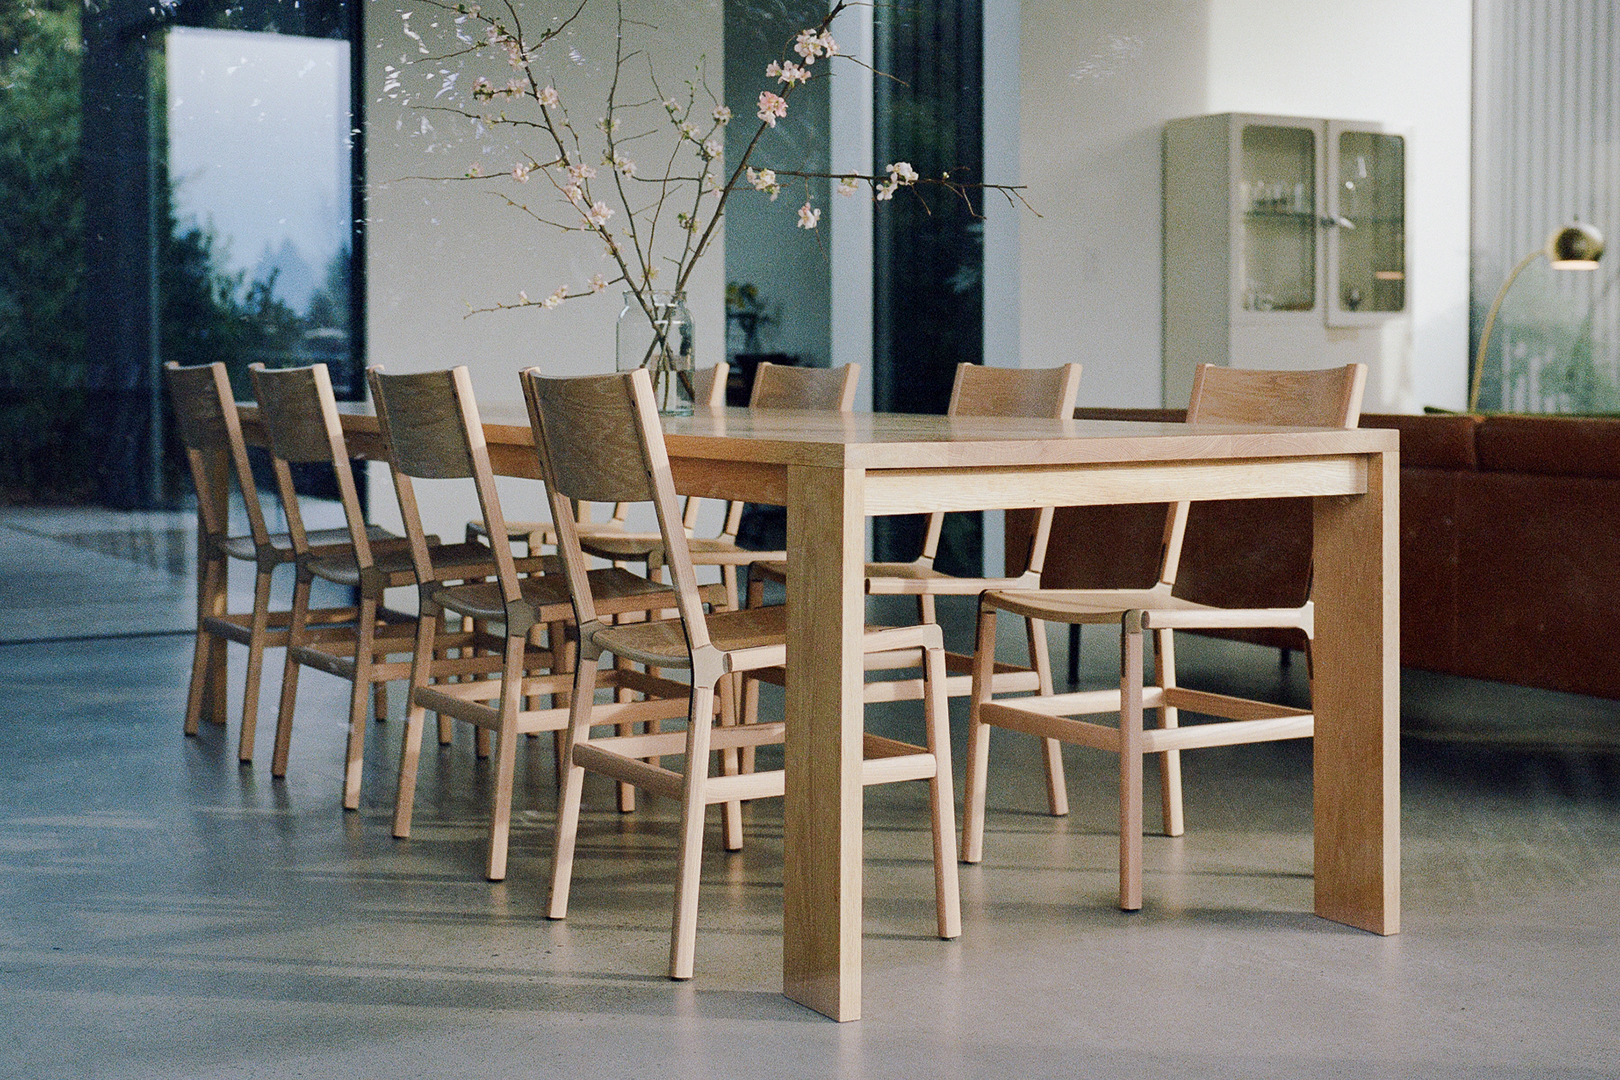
[{"x1": 1164, "y1": 113, "x2": 1409, "y2": 410}]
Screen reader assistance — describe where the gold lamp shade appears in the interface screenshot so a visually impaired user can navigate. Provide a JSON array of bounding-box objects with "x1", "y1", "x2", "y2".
[{"x1": 1546, "y1": 222, "x2": 1604, "y2": 268}]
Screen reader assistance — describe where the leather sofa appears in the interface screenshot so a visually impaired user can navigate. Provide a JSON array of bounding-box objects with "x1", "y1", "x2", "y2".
[{"x1": 1007, "y1": 409, "x2": 1620, "y2": 701}]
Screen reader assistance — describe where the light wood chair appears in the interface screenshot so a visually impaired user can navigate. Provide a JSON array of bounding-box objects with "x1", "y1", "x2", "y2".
[
  {"x1": 464, "y1": 363, "x2": 730, "y2": 570},
  {"x1": 961, "y1": 362, "x2": 1368, "y2": 911},
  {"x1": 369, "y1": 364, "x2": 705, "y2": 881},
  {"x1": 747, "y1": 362, "x2": 1082, "y2": 806},
  {"x1": 524, "y1": 366, "x2": 960, "y2": 981},
  {"x1": 250, "y1": 362, "x2": 537, "y2": 809},
  {"x1": 164, "y1": 360, "x2": 366, "y2": 762}
]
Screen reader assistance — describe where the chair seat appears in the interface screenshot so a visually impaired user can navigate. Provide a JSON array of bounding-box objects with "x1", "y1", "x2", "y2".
[
  {"x1": 429, "y1": 566, "x2": 691, "y2": 624},
  {"x1": 594, "y1": 604, "x2": 940, "y2": 672},
  {"x1": 218, "y1": 524, "x2": 398, "y2": 564},
  {"x1": 983, "y1": 586, "x2": 1198, "y2": 623},
  {"x1": 305, "y1": 537, "x2": 518, "y2": 589},
  {"x1": 578, "y1": 533, "x2": 664, "y2": 561},
  {"x1": 863, "y1": 562, "x2": 1038, "y2": 596},
  {"x1": 983, "y1": 587, "x2": 1314, "y2": 634},
  {"x1": 751, "y1": 558, "x2": 1038, "y2": 596},
  {"x1": 676, "y1": 538, "x2": 782, "y2": 566}
]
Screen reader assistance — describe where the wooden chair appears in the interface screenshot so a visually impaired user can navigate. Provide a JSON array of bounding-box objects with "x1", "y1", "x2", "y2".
[
  {"x1": 249, "y1": 362, "x2": 536, "y2": 809},
  {"x1": 679, "y1": 361, "x2": 859, "y2": 609},
  {"x1": 164, "y1": 360, "x2": 366, "y2": 762},
  {"x1": 747, "y1": 362, "x2": 1082, "y2": 807},
  {"x1": 464, "y1": 364, "x2": 730, "y2": 569},
  {"x1": 523, "y1": 366, "x2": 960, "y2": 981},
  {"x1": 369, "y1": 365, "x2": 705, "y2": 881},
  {"x1": 961, "y1": 363, "x2": 1368, "y2": 911}
]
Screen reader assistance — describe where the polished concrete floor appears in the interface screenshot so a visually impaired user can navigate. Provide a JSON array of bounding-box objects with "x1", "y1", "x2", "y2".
[{"x1": 2, "y1": 506, "x2": 1618, "y2": 1079}]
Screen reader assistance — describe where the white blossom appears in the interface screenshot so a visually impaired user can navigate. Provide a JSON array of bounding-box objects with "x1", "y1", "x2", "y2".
[{"x1": 757, "y1": 91, "x2": 787, "y2": 127}]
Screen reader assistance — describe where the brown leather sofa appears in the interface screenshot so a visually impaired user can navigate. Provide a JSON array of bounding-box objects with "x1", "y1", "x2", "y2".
[{"x1": 1007, "y1": 409, "x2": 1620, "y2": 701}]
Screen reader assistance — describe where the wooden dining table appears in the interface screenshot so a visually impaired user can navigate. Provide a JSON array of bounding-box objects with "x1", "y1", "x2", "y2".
[{"x1": 238, "y1": 401, "x2": 1401, "y2": 1023}]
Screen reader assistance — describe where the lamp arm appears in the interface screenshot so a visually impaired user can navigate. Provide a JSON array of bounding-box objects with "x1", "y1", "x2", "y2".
[{"x1": 1468, "y1": 248, "x2": 1545, "y2": 414}]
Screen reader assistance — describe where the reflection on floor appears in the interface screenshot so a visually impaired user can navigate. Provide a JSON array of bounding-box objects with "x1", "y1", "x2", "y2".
[{"x1": 1, "y1": 507, "x2": 1617, "y2": 1079}]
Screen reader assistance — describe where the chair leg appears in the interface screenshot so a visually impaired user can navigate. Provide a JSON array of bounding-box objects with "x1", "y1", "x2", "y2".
[
  {"x1": 669, "y1": 681, "x2": 717, "y2": 981},
  {"x1": 270, "y1": 571, "x2": 313, "y2": 779},
  {"x1": 341, "y1": 597, "x2": 381, "y2": 811},
  {"x1": 393, "y1": 607, "x2": 440, "y2": 840},
  {"x1": 184, "y1": 555, "x2": 227, "y2": 736},
  {"x1": 922, "y1": 637, "x2": 962, "y2": 940},
  {"x1": 547, "y1": 659, "x2": 599, "y2": 921},
  {"x1": 1155, "y1": 627, "x2": 1184, "y2": 838},
  {"x1": 1026, "y1": 615, "x2": 1069, "y2": 817},
  {"x1": 485, "y1": 633, "x2": 528, "y2": 882},
  {"x1": 1067, "y1": 623, "x2": 1081, "y2": 688},
  {"x1": 237, "y1": 566, "x2": 276, "y2": 764},
  {"x1": 1119, "y1": 618, "x2": 1145, "y2": 912},
  {"x1": 960, "y1": 604, "x2": 998, "y2": 864},
  {"x1": 717, "y1": 671, "x2": 744, "y2": 852}
]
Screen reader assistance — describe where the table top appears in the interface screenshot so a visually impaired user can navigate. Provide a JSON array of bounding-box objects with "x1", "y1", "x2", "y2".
[{"x1": 656, "y1": 408, "x2": 1396, "y2": 467}]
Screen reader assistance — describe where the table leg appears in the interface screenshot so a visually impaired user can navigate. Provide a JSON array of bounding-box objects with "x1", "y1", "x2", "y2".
[
  {"x1": 782, "y1": 464, "x2": 866, "y2": 1020},
  {"x1": 1311, "y1": 448, "x2": 1400, "y2": 934}
]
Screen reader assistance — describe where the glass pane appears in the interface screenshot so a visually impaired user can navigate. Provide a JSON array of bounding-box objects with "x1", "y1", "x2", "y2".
[
  {"x1": 1336, "y1": 131, "x2": 1406, "y2": 314},
  {"x1": 1239, "y1": 125, "x2": 1316, "y2": 313},
  {"x1": 164, "y1": 28, "x2": 356, "y2": 398}
]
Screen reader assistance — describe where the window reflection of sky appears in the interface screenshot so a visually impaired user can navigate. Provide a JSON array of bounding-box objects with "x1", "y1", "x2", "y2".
[{"x1": 166, "y1": 27, "x2": 348, "y2": 309}]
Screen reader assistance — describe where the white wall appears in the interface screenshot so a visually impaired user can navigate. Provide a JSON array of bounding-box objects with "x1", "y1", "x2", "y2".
[
  {"x1": 1017, "y1": 0, "x2": 1472, "y2": 411},
  {"x1": 363, "y1": 0, "x2": 724, "y2": 537},
  {"x1": 365, "y1": 0, "x2": 725, "y2": 399}
]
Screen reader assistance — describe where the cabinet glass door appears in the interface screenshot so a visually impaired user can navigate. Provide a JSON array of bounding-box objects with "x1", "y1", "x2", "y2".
[
  {"x1": 1238, "y1": 124, "x2": 1317, "y2": 313},
  {"x1": 1331, "y1": 129, "x2": 1406, "y2": 321}
]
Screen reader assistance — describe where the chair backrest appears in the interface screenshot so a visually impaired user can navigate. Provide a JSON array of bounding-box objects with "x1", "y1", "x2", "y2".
[
  {"x1": 249, "y1": 362, "x2": 375, "y2": 570},
  {"x1": 1164, "y1": 363, "x2": 1367, "y2": 596},
  {"x1": 1186, "y1": 363, "x2": 1366, "y2": 428},
  {"x1": 691, "y1": 362, "x2": 729, "y2": 410},
  {"x1": 750, "y1": 362, "x2": 859, "y2": 411},
  {"x1": 522, "y1": 367, "x2": 712, "y2": 648},
  {"x1": 948, "y1": 362, "x2": 1083, "y2": 421},
  {"x1": 918, "y1": 362, "x2": 1084, "y2": 571},
  {"x1": 163, "y1": 360, "x2": 272, "y2": 554},
  {"x1": 368, "y1": 365, "x2": 521, "y2": 598}
]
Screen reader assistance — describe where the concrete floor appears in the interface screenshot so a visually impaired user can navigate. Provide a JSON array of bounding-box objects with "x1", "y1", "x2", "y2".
[{"x1": 2, "y1": 506, "x2": 1618, "y2": 1079}]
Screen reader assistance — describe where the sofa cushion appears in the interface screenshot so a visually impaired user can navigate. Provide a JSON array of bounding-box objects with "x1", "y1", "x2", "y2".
[
  {"x1": 1361, "y1": 412, "x2": 1481, "y2": 471},
  {"x1": 1475, "y1": 414, "x2": 1620, "y2": 479}
]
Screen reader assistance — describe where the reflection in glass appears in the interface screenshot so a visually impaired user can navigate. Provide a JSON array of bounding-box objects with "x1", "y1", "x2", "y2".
[
  {"x1": 1336, "y1": 130, "x2": 1405, "y2": 315},
  {"x1": 1239, "y1": 124, "x2": 1316, "y2": 313}
]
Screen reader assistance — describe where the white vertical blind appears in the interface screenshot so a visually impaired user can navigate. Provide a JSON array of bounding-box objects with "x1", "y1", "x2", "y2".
[{"x1": 1474, "y1": 0, "x2": 1619, "y2": 412}]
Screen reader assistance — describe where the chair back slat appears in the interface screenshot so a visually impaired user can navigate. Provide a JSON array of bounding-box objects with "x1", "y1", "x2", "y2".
[
  {"x1": 527, "y1": 373, "x2": 660, "y2": 505},
  {"x1": 1162, "y1": 363, "x2": 1368, "y2": 594},
  {"x1": 368, "y1": 369, "x2": 479, "y2": 479},
  {"x1": 162, "y1": 361, "x2": 272, "y2": 549},
  {"x1": 949, "y1": 363, "x2": 1083, "y2": 420},
  {"x1": 691, "y1": 362, "x2": 729, "y2": 410},
  {"x1": 750, "y1": 362, "x2": 859, "y2": 411},
  {"x1": 1187, "y1": 364, "x2": 1366, "y2": 430},
  {"x1": 251, "y1": 362, "x2": 376, "y2": 569},
  {"x1": 523, "y1": 367, "x2": 712, "y2": 646},
  {"x1": 165, "y1": 362, "x2": 237, "y2": 453},
  {"x1": 249, "y1": 364, "x2": 340, "y2": 465},
  {"x1": 920, "y1": 363, "x2": 1083, "y2": 567},
  {"x1": 370, "y1": 365, "x2": 522, "y2": 595}
]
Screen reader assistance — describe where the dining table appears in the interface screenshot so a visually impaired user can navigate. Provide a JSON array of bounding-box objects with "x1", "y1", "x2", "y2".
[{"x1": 236, "y1": 400, "x2": 1401, "y2": 1023}]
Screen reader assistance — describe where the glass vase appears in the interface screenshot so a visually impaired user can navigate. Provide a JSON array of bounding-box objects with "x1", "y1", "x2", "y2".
[{"x1": 616, "y1": 290, "x2": 695, "y2": 415}]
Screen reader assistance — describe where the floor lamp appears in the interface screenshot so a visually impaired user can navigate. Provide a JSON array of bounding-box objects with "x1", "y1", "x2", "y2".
[{"x1": 1469, "y1": 222, "x2": 1605, "y2": 413}]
